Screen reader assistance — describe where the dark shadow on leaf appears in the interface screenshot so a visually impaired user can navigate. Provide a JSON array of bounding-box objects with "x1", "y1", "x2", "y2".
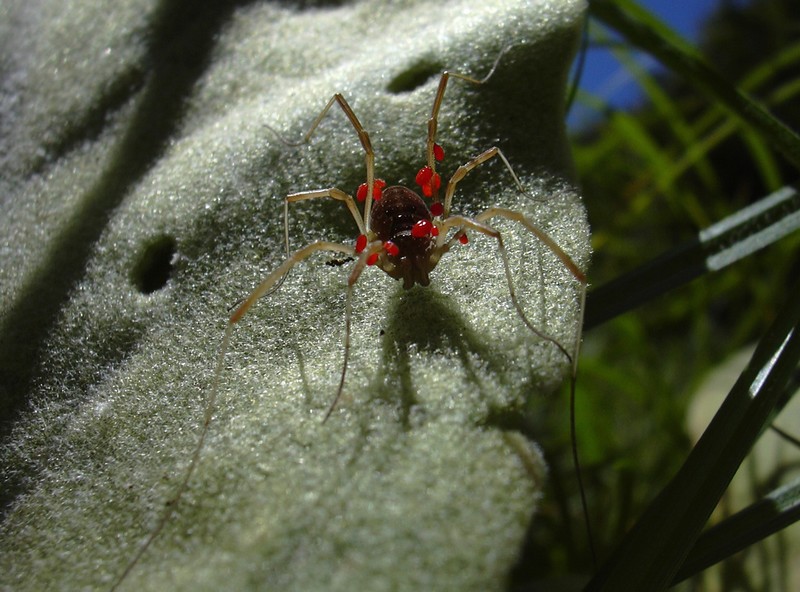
[{"x1": 372, "y1": 285, "x2": 514, "y2": 429}]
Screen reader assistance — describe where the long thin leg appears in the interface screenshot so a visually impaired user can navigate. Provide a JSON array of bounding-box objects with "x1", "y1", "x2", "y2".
[
  {"x1": 439, "y1": 210, "x2": 591, "y2": 564},
  {"x1": 471, "y1": 206, "x2": 595, "y2": 566},
  {"x1": 230, "y1": 241, "x2": 355, "y2": 322},
  {"x1": 475, "y1": 207, "x2": 585, "y2": 284},
  {"x1": 439, "y1": 147, "x2": 585, "y2": 322},
  {"x1": 451, "y1": 206, "x2": 587, "y2": 373},
  {"x1": 231, "y1": 188, "x2": 364, "y2": 309},
  {"x1": 111, "y1": 240, "x2": 355, "y2": 591},
  {"x1": 322, "y1": 238, "x2": 385, "y2": 422},
  {"x1": 278, "y1": 93, "x2": 377, "y2": 231},
  {"x1": 438, "y1": 143, "x2": 586, "y2": 352},
  {"x1": 472, "y1": 205, "x2": 588, "y2": 406},
  {"x1": 283, "y1": 188, "x2": 367, "y2": 257},
  {"x1": 442, "y1": 146, "x2": 525, "y2": 218},
  {"x1": 438, "y1": 214, "x2": 581, "y2": 364},
  {"x1": 425, "y1": 47, "x2": 510, "y2": 173}
]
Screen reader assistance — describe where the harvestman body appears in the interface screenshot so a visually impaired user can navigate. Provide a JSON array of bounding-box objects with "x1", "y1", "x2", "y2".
[{"x1": 111, "y1": 54, "x2": 588, "y2": 589}]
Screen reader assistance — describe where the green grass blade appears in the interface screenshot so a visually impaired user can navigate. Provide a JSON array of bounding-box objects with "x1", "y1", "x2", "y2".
[
  {"x1": 585, "y1": 277, "x2": 800, "y2": 590},
  {"x1": 672, "y1": 477, "x2": 800, "y2": 583},
  {"x1": 585, "y1": 183, "x2": 800, "y2": 329},
  {"x1": 588, "y1": 0, "x2": 800, "y2": 172}
]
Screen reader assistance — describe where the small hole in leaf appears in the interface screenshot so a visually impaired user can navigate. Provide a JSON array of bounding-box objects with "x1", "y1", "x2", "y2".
[
  {"x1": 386, "y1": 61, "x2": 442, "y2": 94},
  {"x1": 132, "y1": 235, "x2": 177, "y2": 294}
]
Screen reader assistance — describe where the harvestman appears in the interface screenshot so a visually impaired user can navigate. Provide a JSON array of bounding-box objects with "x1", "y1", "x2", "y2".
[{"x1": 111, "y1": 53, "x2": 588, "y2": 589}]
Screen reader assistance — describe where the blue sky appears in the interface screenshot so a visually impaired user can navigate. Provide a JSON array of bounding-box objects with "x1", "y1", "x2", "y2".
[{"x1": 568, "y1": 0, "x2": 737, "y2": 129}]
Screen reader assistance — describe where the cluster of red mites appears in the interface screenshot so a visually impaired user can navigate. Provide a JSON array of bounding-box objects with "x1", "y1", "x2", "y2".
[
  {"x1": 414, "y1": 142, "x2": 445, "y2": 197},
  {"x1": 356, "y1": 178, "x2": 387, "y2": 202},
  {"x1": 415, "y1": 166, "x2": 441, "y2": 198},
  {"x1": 354, "y1": 233, "x2": 398, "y2": 266},
  {"x1": 355, "y1": 142, "x2": 465, "y2": 266}
]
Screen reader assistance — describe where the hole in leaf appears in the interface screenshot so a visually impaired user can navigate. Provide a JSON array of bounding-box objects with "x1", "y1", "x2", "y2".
[
  {"x1": 132, "y1": 235, "x2": 177, "y2": 294},
  {"x1": 386, "y1": 60, "x2": 442, "y2": 94}
]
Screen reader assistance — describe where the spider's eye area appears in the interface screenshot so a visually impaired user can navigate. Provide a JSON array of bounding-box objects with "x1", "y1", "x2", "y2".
[
  {"x1": 366, "y1": 252, "x2": 380, "y2": 266},
  {"x1": 355, "y1": 234, "x2": 368, "y2": 253},
  {"x1": 415, "y1": 166, "x2": 441, "y2": 198},
  {"x1": 383, "y1": 241, "x2": 400, "y2": 256},
  {"x1": 433, "y1": 143, "x2": 445, "y2": 162},
  {"x1": 430, "y1": 202, "x2": 444, "y2": 217},
  {"x1": 356, "y1": 179, "x2": 386, "y2": 202}
]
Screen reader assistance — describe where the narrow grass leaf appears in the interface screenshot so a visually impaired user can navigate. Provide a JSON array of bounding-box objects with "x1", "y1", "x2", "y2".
[
  {"x1": 585, "y1": 184, "x2": 800, "y2": 329},
  {"x1": 673, "y1": 478, "x2": 800, "y2": 583},
  {"x1": 585, "y1": 277, "x2": 800, "y2": 590},
  {"x1": 589, "y1": 0, "x2": 800, "y2": 172}
]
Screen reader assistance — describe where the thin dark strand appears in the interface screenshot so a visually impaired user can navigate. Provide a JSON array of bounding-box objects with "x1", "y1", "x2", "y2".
[
  {"x1": 565, "y1": 15, "x2": 589, "y2": 117},
  {"x1": 569, "y1": 284, "x2": 596, "y2": 569},
  {"x1": 569, "y1": 366, "x2": 596, "y2": 569},
  {"x1": 770, "y1": 423, "x2": 800, "y2": 448},
  {"x1": 263, "y1": 122, "x2": 307, "y2": 148},
  {"x1": 110, "y1": 324, "x2": 233, "y2": 591}
]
